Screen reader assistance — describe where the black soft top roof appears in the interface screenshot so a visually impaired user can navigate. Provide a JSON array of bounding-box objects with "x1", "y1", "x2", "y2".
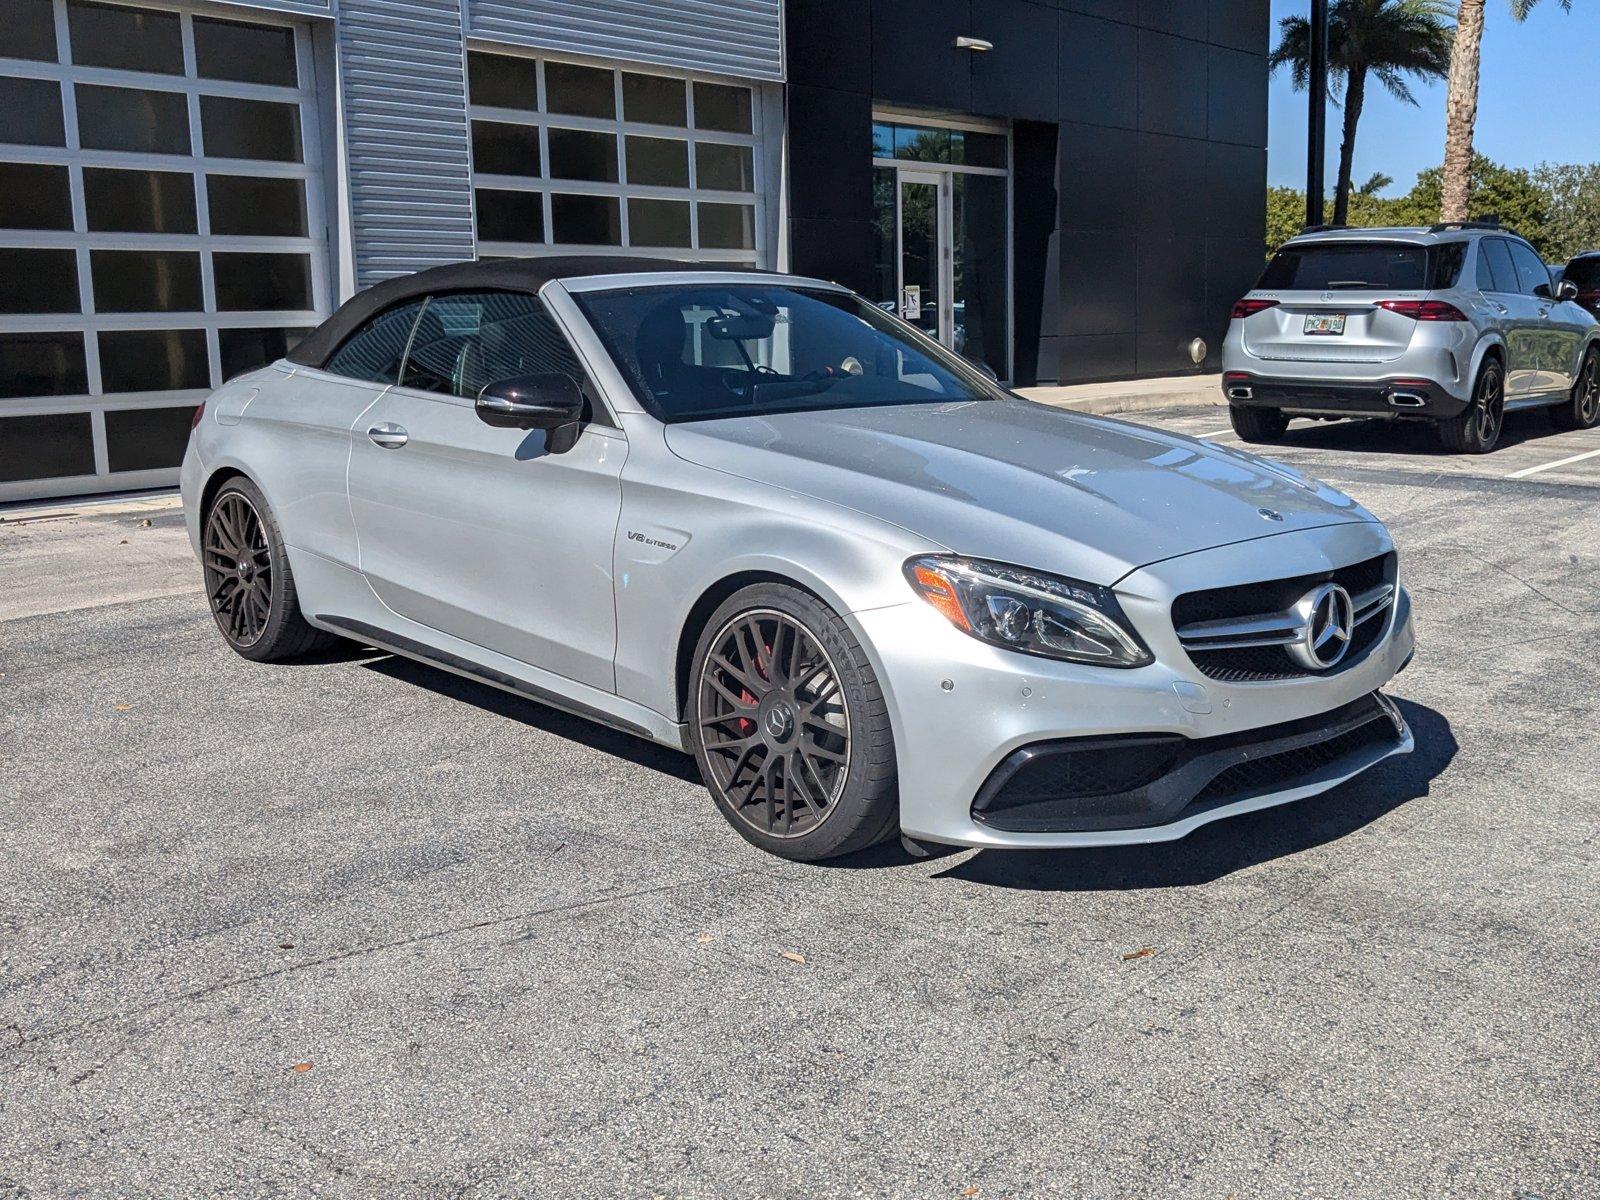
[{"x1": 286, "y1": 255, "x2": 768, "y2": 369}]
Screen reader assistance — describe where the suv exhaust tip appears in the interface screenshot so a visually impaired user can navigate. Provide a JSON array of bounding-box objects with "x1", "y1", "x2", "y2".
[
  {"x1": 1388, "y1": 391, "x2": 1426, "y2": 408},
  {"x1": 1227, "y1": 385, "x2": 1253, "y2": 401}
]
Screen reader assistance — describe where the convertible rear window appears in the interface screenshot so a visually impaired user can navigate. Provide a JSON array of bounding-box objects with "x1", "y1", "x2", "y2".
[
  {"x1": 572, "y1": 283, "x2": 996, "y2": 423},
  {"x1": 1257, "y1": 241, "x2": 1464, "y2": 291}
]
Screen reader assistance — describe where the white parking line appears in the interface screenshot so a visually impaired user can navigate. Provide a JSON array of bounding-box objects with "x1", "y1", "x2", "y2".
[
  {"x1": 1198, "y1": 428, "x2": 1236, "y2": 439},
  {"x1": 1505, "y1": 446, "x2": 1600, "y2": 479}
]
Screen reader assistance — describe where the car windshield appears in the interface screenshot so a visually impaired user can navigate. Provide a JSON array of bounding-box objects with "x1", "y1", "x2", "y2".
[
  {"x1": 572, "y1": 283, "x2": 996, "y2": 422},
  {"x1": 1257, "y1": 241, "x2": 1459, "y2": 291}
]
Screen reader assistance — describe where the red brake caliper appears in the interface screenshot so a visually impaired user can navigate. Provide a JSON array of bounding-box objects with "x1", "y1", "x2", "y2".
[{"x1": 735, "y1": 638, "x2": 775, "y2": 736}]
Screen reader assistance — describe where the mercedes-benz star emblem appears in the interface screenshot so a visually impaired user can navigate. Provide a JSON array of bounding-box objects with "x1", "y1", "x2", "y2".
[
  {"x1": 1258, "y1": 507, "x2": 1284, "y2": 522},
  {"x1": 1287, "y1": 582, "x2": 1355, "y2": 670}
]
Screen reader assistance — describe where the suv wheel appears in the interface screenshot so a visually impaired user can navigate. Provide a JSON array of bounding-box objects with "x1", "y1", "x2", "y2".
[
  {"x1": 1438, "y1": 359, "x2": 1505, "y2": 454},
  {"x1": 1553, "y1": 345, "x2": 1600, "y2": 431},
  {"x1": 687, "y1": 584, "x2": 898, "y2": 862},
  {"x1": 202, "y1": 477, "x2": 339, "y2": 662},
  {"x1": 1228, "y1": 405, "x2": 1290, "y2": 443}
]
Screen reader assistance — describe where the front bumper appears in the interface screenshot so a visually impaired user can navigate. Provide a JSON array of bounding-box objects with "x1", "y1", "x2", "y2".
[
  {"x1": 851, "y1": 522, "x2": 1416, "y2": 850},
  {"x1": 1223, "y1": 374, "x2": 1470, "y2": 419}
]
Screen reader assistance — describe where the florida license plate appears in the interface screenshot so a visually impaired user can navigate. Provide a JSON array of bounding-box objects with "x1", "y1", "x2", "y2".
[{"x1": 1304, "y1": 313, "x2": 1346, "y2": 336}]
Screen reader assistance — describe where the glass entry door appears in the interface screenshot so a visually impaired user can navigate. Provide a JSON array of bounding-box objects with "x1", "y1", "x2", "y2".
[
  {"x1": 896, "y1": 170, "x2": 945, "y2": 341},
  {"x1": 872, "y1": 118, "x2": 1010, "y2": 381}
]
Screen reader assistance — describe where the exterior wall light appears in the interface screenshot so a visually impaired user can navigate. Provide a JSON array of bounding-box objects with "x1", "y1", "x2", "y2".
[{"x1": 954, "y1": 36, "x2": 994, "y2": 51}]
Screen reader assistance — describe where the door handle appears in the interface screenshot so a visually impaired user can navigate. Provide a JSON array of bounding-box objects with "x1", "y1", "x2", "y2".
[
  {"x1": 367, "y1": 423, "x2": 408, "y2": 449},
  {"x1": 1539, "y1": 308, "x2": 1551, "y2": 319}
]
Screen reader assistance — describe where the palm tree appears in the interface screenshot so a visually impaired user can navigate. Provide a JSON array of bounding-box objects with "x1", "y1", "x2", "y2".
[
  {"x1": 1442, "y1": 0, "x2": 1571, "y2": 222},
  {"x1": 1273, "y1": 0, "x2": 1454, "y2": 227}
]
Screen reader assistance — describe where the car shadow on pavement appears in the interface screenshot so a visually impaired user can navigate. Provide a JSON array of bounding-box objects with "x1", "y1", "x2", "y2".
[
  {"x1": 1270, "y1": 411, "x2": 1556, "y2": 457},
  {"x1": 902, "y1": 698, "x2": 1456, "y2": 891},
  {"x1": 360, "y1": 652, "x2": 703, "y2": 783}
]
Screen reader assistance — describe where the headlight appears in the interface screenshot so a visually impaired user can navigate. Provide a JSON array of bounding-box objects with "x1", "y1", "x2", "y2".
[{"x1": 904, "y1": 555, "x2": 1152, "y2": 668}]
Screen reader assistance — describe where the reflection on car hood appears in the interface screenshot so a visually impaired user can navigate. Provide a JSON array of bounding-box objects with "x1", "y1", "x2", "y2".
[{"x1": 663, "y1": 397, "x2": 1377, "y2": 585}]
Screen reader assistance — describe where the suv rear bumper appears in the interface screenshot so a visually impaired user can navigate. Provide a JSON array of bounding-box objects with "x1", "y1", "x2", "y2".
[{"x1": 1222, "y1": 373, "x2": 1471, "y2": 419}]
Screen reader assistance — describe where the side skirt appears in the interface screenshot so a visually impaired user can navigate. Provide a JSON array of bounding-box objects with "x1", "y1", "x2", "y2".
[{"x1": 316, "y1": 614, "x2": 672, "y2": 746}]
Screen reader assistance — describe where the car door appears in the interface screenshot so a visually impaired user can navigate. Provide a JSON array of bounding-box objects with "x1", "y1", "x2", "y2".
[
  {"x1": 1480, "y1": 238, "x2": 1541, "y2": 398},
  {"x1": 1507, "y1": 238, "x2": 1576, "y2": 394},
  {"x1": 345, "y1": 290, "x2": 626, "y2": 691},
  {"x1": 255, "y1": 298, "x2": 426, "y2": 571}
]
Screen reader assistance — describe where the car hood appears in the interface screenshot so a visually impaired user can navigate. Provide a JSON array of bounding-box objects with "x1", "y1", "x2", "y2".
[{"x1": 663, "y1": 397, "x2": 1376, "y2": 585}]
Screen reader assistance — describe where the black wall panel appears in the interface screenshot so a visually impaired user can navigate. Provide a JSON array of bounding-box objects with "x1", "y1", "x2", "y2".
[{"x1": 784, "y1": 0, "x2": 1270, "y2": 383}]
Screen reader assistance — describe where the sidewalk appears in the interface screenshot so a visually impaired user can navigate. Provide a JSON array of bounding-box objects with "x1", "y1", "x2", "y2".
[{"x1": 1017, "y1": 372, "x2": 1223, "y2": 416}]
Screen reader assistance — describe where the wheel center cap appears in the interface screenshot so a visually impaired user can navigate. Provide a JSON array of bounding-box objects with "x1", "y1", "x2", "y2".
[{"x1": 763, "y1": 701, "x2": 795, "y2": 742}]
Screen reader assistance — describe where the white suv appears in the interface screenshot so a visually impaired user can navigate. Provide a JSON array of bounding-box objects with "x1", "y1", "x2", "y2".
[{"x1": 1221, "y1": 223, "x2": 1600, "y2": 453}]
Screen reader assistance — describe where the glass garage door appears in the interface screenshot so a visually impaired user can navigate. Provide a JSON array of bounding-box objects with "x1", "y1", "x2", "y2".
[
  {"x1": 466, "y1": 50, "x2": 766, "y2": 266},
  {"x1": 0, "y1": 0, "x2": 329, "y2": 503}
]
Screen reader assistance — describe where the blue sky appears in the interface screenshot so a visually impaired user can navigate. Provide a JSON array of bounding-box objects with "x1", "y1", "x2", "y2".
[{"x1": 1266, "y1": 0, "x2": 1600, "y2": 196}]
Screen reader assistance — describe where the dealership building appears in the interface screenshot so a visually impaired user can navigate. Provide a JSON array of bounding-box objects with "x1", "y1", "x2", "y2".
[{"x1": 0, "y1": 0, "x2": 1269, "y2": 502}]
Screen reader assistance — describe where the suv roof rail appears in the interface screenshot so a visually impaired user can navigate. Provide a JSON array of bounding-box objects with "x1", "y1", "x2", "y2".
[
  {"x1": 1429, "y1": 217, "x2": 1500, "y2": 232},
  {"x1": 1300, "y1": 223, "x2": 1348, "y2": 233}
]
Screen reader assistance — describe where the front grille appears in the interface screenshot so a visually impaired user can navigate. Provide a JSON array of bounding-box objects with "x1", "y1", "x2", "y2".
[{"x1": 1173, "y1": 551, "x2": 1397, "y2": 682}]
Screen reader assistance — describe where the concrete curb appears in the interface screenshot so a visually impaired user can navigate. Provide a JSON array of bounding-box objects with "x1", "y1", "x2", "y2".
[{"x1": 1016, "y1": 373, "x2": 1225, "y2": 417}]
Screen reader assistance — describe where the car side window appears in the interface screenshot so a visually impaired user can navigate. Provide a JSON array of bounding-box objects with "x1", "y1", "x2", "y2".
[
  {"x1": 1483, "y1": 239, "x2": 1519, "y2": 296},
  {"x1": 399, "y1": 291, "x2": 589, "y2": 401},
  {"x1": 1507, "y1": 240, "x2": 1551, "y2": 297},
  {"x1": 1475, "y1": 243, "x2": 1503, "y2": 293},
  {"x1": 322, "y1": 299, "x2": 426, "y2": 384}
]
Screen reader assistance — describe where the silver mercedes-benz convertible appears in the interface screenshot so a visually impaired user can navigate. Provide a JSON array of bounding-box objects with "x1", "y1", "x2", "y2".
[{"x1": 181, "y1": 257, "x2": 1415, "y2": 861}]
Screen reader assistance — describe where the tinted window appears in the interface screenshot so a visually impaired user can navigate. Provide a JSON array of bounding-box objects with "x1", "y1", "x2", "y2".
[
  {"x1": 1508, "y1": 240, "x2": 1551, "y2": 295},
  {"x1": 105, "y1": 405, "x2": 197, "y2": 472},
  {"x1": 573, "y1": 284, "x2": 994, "y2": 423},
  {"x1": 399, "y1": 292, "x2": 585, "y2": 399},
  {"x1": 200, "y1": 96, "x2": 301, "y2": 161},
  {"x1": 0, "y1": 332, "x2": 87, "y2": 398},
  {"x1": 83, "y1": 167, "x2": 197, "y2": 233},
  {"x1": 194, "y1": 17, "x2": 298, "y2": 87},
  {"x1": 475, "y1": 189, "x2": 543, "y2": 242},
  {"x1": 4, "y1": 0, "x2": 59, "y2": 60},
  {"x1": 467, "y1": 51, "x2": 537, "y2": 110},
  {"x1": 471, "y1": 120, "x2": 540, "y2": 175},
  {"x1": 629, "y1": 198, "x2": 690, "y2": 247},
  {"x1": 98, "y1": 329, "x2": 209, "y2": 392},
  {"x1": 1, "y1": 77, "x2": 64, "y2": 147},
  {"x1": 207, "y1": 175, "x2": 307, "y2": 236},
  {"x1": 547, "y1": 128, "x2": 617, "y2": 182},
  {"x1": 0, "y1": 248, "x2": 79, "y2": 313},
  {"x1": 1430, "y1": 242, "x2": 1467, "y2": 289},
  {"x1": 1476, "y1": 243, "x2": 1504, "y2": 292},
  {"x1": 77, "y1": 85, "x2": 189, "y2": 154},
  {"x1": 692, "y1": 82, "x2": 751, "y2": 133},
  {"x1": 0, "y1": 163, "x2": 73, "y2": 229},
  {"x1": 91, "y1": 249, "x2": 202, "y2": 311},
  {"x1": 551, "y1": 193, "x2": 620, "y2": 244},
  {"x1": 323, "y1": 299, "x2": 425, "y2": 384},
  {"x1": 545, "y1": 62, "x2": 614, "y2": 119},
  {"x1": 625, "y1": 136, "x2": 688, "y2": 187},
  {"x1": 697, "y1": 142, "x2": 753, "y2": 191},
  {"x1": 1258, "y1": 242, "x2": 1429, "y2": 291},
  {"x1": 213, "y1": 252, "x2": 311, "y2": 310},
  {"x1": 1483, "y1": 239, "x2": 1519, "y2": 295},
  {"x1": 622, "y1": 73, "x2": 686, "y2": 125},
  {"x1": 1565, "y1": 257, "x2": 1600, "y2": 292},
  {"x1": 218, "y1": 326, "x2": 309, "y2": 378},
  {"x1": 68, "y1": 1, "x2": 183, "y2": 74},
  {"x1": 0, "y1": 412, "x2": 94, "y2": 483}
]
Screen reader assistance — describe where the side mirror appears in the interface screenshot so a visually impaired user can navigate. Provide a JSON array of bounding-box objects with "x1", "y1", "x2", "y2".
[
  {"x1": 1557, "y1": 279, "x2": 1581, "y2": 302},
  {"x1": 476, "y1": 373, "x2": 584, "y2": 430}
]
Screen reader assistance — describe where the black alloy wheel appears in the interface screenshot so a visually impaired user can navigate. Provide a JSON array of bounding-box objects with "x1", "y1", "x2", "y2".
[
  {"x1": 1439, "y1": 359, "x2": 1505, "y2": 453},
  {"x1": 697, "y1": 608, "x2": 850, "y2": 839},
  {"x1": 1554, "y1": 346, "x2": 1600, "y2": 430},
  {"x1": 203, "y1": 490, "x2": 272, "y2": 648}
]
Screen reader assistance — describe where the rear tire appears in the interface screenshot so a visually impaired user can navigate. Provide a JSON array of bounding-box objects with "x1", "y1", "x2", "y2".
[
  {"x1": 1229, "y1": 405, "x2": 1290, "y2": 443},
  {"x1": 1552, "y1": 346, "x2": 1600, "y2": 431},
  {"x1": 202, "y1": 477, "x2": 339, "y2": 662},
  {"x1": 687, "y1": 583, "x2": 898, "y2": 862},
  {"x1": 1438, "y1": 359, "x2": 1505, "y2": 453}
]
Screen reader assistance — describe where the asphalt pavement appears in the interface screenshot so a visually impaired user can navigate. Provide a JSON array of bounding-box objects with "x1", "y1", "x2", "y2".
[{"x1": 2, "y1": 406, "x2": 1598, "y2": 1198}]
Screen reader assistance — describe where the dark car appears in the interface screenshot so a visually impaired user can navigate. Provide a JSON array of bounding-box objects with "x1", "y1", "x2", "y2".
[{"x1": 1561, "y1": 252, "x2": 1600, "y2": 319}]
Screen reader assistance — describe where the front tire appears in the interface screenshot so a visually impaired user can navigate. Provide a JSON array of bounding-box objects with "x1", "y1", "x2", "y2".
[
  {"x1": 201, "y1": 477, "x2": 337, "y2": 662},
  {"x1": 1438, "y1": 359, "x2": 1505, "y2": 453},
  {"x1": 1229, "y1": 404, "x2": 1289, "y2": 443},
  {"x1": 687, "y1": 584, "x2": 898, "y2": 861},
  {"x1": 1552, "y1": 346, "x2": 1600, "y2": 431}
]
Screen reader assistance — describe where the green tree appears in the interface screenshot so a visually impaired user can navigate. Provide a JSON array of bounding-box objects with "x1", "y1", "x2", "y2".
[
  {"x1": 1267, "y1": 186, "x2": 1310, "y2": 253},
  {"x1": 1441, "y1": 0, "x2": 1572, "y2": 221},
  {"x1": 1272, "y1": 0, "x2": 1453, "y2": 226},
  {"x1": 1531, "y1": 162, "x2": 1600, "y2": 261},
  {"x1": 1400, "y1": 153, "x2": 1550, "y2": 249}
]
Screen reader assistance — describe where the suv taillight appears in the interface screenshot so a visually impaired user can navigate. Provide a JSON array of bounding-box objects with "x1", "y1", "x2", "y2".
[
  {"x1": 1377, "y1": 299, "x2": 1468, "y2": 322},
  {"x1": 1231, "y1": 298, "x2": 1279, "y2": 319}
]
